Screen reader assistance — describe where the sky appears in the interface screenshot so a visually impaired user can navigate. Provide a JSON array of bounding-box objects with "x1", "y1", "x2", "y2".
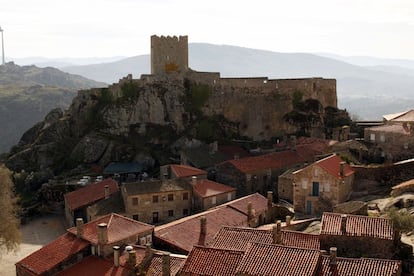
[{"x1": 1, "y1": 0, "x2": 414, "y2": 59}]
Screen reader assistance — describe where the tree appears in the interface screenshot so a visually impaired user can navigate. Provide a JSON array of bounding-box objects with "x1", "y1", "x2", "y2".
[{"x1": 0, "y1": 165, "x2": 20, "y2": 254}]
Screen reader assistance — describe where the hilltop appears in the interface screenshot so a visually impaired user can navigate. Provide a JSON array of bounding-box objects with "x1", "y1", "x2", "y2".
[{"x1": 0, "y1": 62, "x2": 106, "y2": 153}]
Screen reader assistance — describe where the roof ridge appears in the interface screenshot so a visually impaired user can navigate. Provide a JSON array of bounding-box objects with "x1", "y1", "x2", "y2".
[{"x1": 192, "y1": 245, "x2": 245, "y2": 254}]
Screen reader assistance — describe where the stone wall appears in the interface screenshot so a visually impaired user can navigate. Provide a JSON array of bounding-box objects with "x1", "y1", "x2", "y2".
[{"x1": 151, "y1": 35, "x2": 188, "y2": 75}]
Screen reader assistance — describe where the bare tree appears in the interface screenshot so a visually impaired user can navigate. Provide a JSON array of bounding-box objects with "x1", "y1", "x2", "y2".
[{"x1": 0, "y1": 165, "x2": 20, "y2": 254}]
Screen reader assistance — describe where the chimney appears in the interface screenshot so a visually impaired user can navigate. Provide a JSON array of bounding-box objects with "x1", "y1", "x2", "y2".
[
  {"x1": 128, "y1": 250, "x2": 137, "y2": 267},
  {"x1": 162, "y1": 253, "x2": 171, "y2": 276},
  {"x1": 340, "y1": 214, "x2": 347, "y2": 234},
  {"x1": 192, "y1": 176, "x2": 197, "y2": 186},
  {"x1": 272, "y1": 220, "x2": 282, "y2": 244},
  {"x1": 290, "y1": 135, "x2": 297, "y2": 151},
  {"x1": 340, "y1": 162, "x2": 346, "y2": 177},
  {"x1": 198, "y1": 216, "x2": 207, "y2": 246},
  {"x1": 247, "y1": 201, "x2": 253, "y2": 225},
  {"x1": 104, "y1": 185, "x2": 110, "y2": 199},
  {"x1": 267, "y1": 191, "x2": 273, "y2": 208},
  {"x1": 97, "y1": 223, "x2": 108, "y2": 245},
  {"x1": 329, "y1": 247, "x2": 337, "y2": 265},
  {"x1": 113, "y1": 246, "x2": 120, "y2": 267},
  {"x1": 286, "y1": 215, "x2": 292, "y2": 226},
  {"x1": 75, "y1": 218, "x2": 84, "y2": 238}
]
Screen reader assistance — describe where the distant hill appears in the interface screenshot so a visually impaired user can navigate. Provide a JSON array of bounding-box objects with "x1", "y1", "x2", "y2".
[
  {"x1": 0, "y1": 62, "x2": 106, "y2": 153},
  {"x1": 57, "y1": 43, "x2": 414, "y2": 120}
]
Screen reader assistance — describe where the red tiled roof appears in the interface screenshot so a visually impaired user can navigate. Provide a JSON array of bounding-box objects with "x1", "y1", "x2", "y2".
[
  {"x1": 67, "y1": 213, "x2": 154, "y2": 245},
  {"x1": 388, "y1": 109, "x2": 414, "y2": 122},
  {"x1": 57, "y1": 256, "x2": 131, "y2": 276},
  {"x1": 208, "y1": 226, "x2": 273, "y2": 251},
  {"x1": 222, "y1": 140, "x2": 330, "y2": 173},
  {"x1": 64, "y1": 179, "x2": 119, "y2": 210},
  {"x1": 146, "y1": 253, "x2": 186, "y2": 276},
  {"x1": 179, "y1": 246, "x2": 244, "y2": 276},
  {"x1": 154, "y1": 193, "x2": 269, "y2": 253},
  {"x1": 368, "y1": 124, "x2": 410, "y2": 135},
  {"x1": 170, "y1": 164, "x2": 207, "y2": 178},
  {"x1": 16, "y1": 233, "x2": 89, "y2": 275},
  {"x1": 319, "y1": 255, "x2": 402, "y2": 276},
  {"x1": 236, "y1": 242, "x2": 321, "y2": 276},
  {"x1": 208, "y1": 226, "x2": 320, "y2": 251},
  {"x1": 316, "y1": 154, "x2": 355, "y2": 179},
  {"x1": 320, "y1": 212, "x2": 394, "y2": 240},
  {"x1": 192, "y1": 179, "x2": 236, "y2": 198}
]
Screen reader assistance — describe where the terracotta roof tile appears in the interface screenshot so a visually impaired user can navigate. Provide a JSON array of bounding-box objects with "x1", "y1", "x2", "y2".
[
  {"x1": 222, "y1": 140, "x2": 330, "y2": 173},
  {"x1": 154, "y1": 193, "x2": 269, "y2": 253},
  {"x1": 179, "y1": 246, "x2": 244, "y2": 276},
  {"x1": 16, "y1": 233, "x2": 89, "y2": 275},
  {"x1": 315, "y1": 154, "x2": 355, "y2": 179},
  {"x1": 319, "y1": 255, "x2": 402, "y2": 276},
  {"x1": 170, "y1": 164, "x2": 207, "y2": 178},
  {"x1": 368, "y1": 124, "x2": 410, "y2": 135},
  {"x1": 67, "y1": 213, "x2": 154, "y2": 245},
  {"x1": 392, "y1": 178, "x2": 414, "y2": 190},
  {"x1": 208, "y1": 226, "x2": 320, "y2": 251},
  {"x1": 320, "y1": 212, "x2": 394, "y2": 240},
  {"x1": 64, "y1": 179, "x2": 119, "y2": 210},
  {"x1": 145, "y1": 253, "x2": 186, "y2": 276},
  {"x1": 236, "y1": 242, "x2": 321, "y2": 276},
  {"x1": 57, "y1": 255, "x2": 131, "y2": 276},
  {"x1": 192, "y1": 179, "x2": 236, "y2": 198}
]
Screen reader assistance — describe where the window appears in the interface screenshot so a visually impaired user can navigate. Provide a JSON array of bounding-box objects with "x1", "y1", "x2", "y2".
[
  {"x1": 168, "y1": 210, "x2": 174, "y2": 217},
  {"x1": 153, "y1": 195, "x2": 159, "y2": 203},
  {"x1": 312, "y1": 182, "x2": 320, "y2": 197},
  {"x1": 168, "y1": 194, "x2": 174, "y2": 201},
  {"x1": 132, "y1": 197, "x2": 138, "y2": 206},
  {"x1": 370, "y1": 133, "x2": 375, "y2": 141},
  {"x1": 324, "y1": 183, "x2": 330, "y2": 192},
  {"x1": 183, "y1": 209, "x2": 189, "y2": 216},
  {"x1": 380, "y1": 134, "x2": 385, "y2": 142},
  {"x1": 183, "y1": 192, "x2": 189, "y2": 200},
  {"x1": 301, "y1": 179, "x2": 307, "y2": 189},
  {"x1": 212, "y1": 196, "x2": 217, "y2": 205},
  {"x1": 313, "y1": 168, "x2": 318, "y2": 177},
  {"x1": 132, "y1": 214, "x2": 139, "y2": 221}
]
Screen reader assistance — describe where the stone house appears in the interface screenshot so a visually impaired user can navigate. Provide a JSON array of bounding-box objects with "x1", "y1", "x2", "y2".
[
  {"x1": 15, "y1": 213, "x2": 154, "y2": 276},
  {"x1": 190, "y1": 176, "x2": 236, "y2": 211},
  {"x1": 159, "y1": 163, "x2": 207, "y2": 181},
  {"x1": 364, "y1": 110, "x2": 414, "y2": 162},
  {"x1": 292, "y1": 154, "x2": 355, "y2": 215},
  {"x1": 64, "y1": 179, "x2": 119, "y2": 226},
  {"x1": 215, "y1": 138, "x2": 331, "y2": 198},
  {"x1": 319, "y1": 212, "x2": 398, "y2": 259},
  {"x1": 121, "y1": 179, "x2": 192, "y2": 224}
]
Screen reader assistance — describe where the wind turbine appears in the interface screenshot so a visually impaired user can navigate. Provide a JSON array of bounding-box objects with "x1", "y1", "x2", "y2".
[{"x1": 0, "y1": 26, "x2": 4, "y2": 65}]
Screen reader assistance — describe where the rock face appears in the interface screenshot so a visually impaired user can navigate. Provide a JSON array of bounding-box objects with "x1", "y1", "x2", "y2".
[{"x1": 6, "y1": 71, "x2": 340, "y2": 174}]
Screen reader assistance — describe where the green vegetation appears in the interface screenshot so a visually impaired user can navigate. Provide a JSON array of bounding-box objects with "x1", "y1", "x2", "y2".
[
  {"x1": 0, "y1": 165, "x2": 21, "y2": 254},
  {"x1": 121, "y1": 80, "x2": 141, "y2": 99},
  {"x1": 387, "y1": 207, "x2": 414, "y2": 232},
  {"x1": 182, "y1": 79, "x2": 212, "y2": 118}
]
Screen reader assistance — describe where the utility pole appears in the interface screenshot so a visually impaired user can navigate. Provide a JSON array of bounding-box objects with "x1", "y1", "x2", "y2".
[{"x1": 0, "y1": 26, "x2": 4, "y2": 65}]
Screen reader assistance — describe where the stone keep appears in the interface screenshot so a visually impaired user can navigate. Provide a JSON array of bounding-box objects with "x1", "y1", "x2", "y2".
[{"x1": 151, "y1": 35, "x2": 188, "y2": 75}]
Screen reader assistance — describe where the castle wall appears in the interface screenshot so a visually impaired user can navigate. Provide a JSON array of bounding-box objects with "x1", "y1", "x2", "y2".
[{"x1": 151, "y1": 35, "x2": 188, "y2": 75}]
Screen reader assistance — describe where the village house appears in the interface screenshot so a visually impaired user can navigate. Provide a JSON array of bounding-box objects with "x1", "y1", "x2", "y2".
[
  {"x1": 64, "y1": 178, "x2": 119, "y2": 226},
  {"x1": 15, "y1": 213, "x2": 154, "y2": 276},
  {"x1": 319, "y1": 212, "x2": 398, "y2": 259},
  {"x1": 121, "y1": 178, "x2": 192, "y2": 224},
  {"x1": 292, "y1": 154, "x2": 355, "y2": 215},
  {"x1": 364, "y1": 110, "x2": 414, "y2": 162},
  {"x1": 215, "y1": 138, "x2": 331, "y2": 198},
  {"x1": 190, "y1": 176, "x2": 237, "y2": 211},
  {"x1": 154, "y1": 193, "x2": 274, "y2": 254}
]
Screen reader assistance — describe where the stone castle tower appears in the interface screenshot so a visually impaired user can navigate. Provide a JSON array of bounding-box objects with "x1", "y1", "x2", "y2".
[{"x1": 151, "y1": 35, "x2": 188, "y2": 75}]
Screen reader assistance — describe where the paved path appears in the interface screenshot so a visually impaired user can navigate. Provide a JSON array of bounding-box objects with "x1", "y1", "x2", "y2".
[{"x1": 0, "y1": 214, "x2": 66, "y2": 276}]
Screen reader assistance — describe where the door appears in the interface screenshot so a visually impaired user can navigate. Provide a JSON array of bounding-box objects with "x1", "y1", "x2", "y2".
[
  {"x1": 152, "y1": 212, "x2": 159, "y2": 224},
  {"x1": 306, "y1": 201, "x2": 312, "y2": 215}
]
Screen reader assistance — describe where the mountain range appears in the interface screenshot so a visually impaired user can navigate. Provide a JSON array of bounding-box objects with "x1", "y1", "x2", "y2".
[{"x1": 30, "y1": 43, "x2": 411, "y2": 121}]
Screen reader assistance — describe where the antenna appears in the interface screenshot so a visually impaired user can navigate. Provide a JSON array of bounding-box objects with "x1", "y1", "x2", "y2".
[{"x1": 0, "y1": 26, "x2": 4, "y2": 65}]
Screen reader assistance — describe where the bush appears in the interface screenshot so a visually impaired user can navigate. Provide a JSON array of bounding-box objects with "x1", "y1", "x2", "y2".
[{"x1": 387, "y1": 207, "x2": 414, "y2": 232}]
